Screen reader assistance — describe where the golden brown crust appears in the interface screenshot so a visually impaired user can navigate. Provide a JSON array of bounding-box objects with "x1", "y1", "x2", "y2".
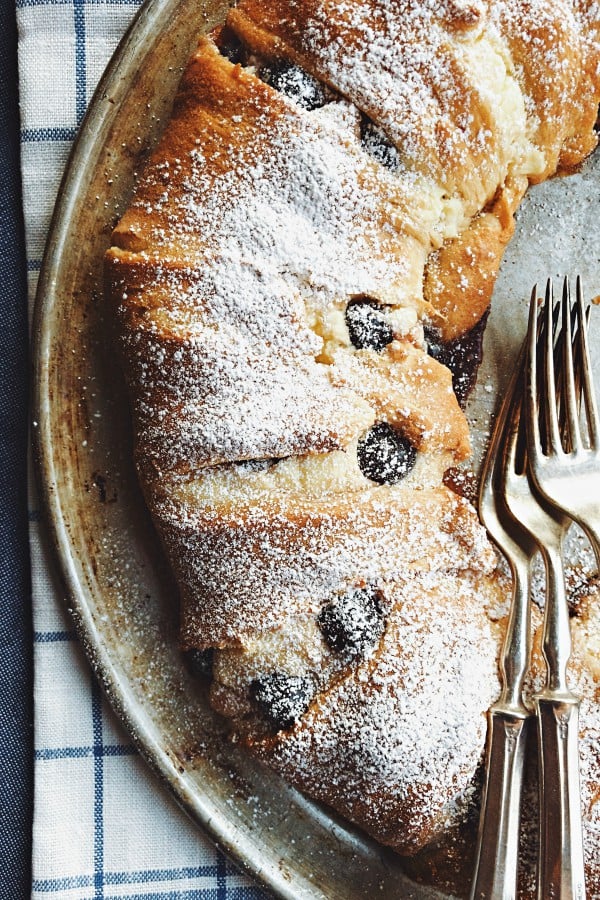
[
  {"x1": 165, "y1": 483, "x2": 496, "y2": 647},
  {"x1": 494, "y1": 0, "x2": 599, "y2": 178},
  {"x1": 241, "y1": 569, "x2": 502, "y2": 856},
  {"x1": 327, "y1": 341, "x2": 471, "y2": 456},
  {"x1": 107, "y1": 248, "x2": 375, "y2": 476},
  {"x1": 227, "y1": 0, "x2": 509, "y2": 202},
  {"x1": 227, "y1": 0, "x2": 599, "y2": 337},
  {"x1": 423, "y1": 205, "x2": 517, "y2": 341}
]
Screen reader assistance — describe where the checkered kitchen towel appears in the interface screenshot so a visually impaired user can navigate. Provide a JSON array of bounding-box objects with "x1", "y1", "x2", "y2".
[{"x1": 17, "y1": 1, "x2": 267, "y2": 896}]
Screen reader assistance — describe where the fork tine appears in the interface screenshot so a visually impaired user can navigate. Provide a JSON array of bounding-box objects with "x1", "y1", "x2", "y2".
[
  {"x1": 542, "y1": 279, "x2": 562, "y2": 455},
  {"x1": 527, "y1": 277, "x2": 600, "y2": 567},
  {"x1": 481, "y1": 341, "x2": 526, "y2": 497},
  {"x1": 480, "y1": 367, "x2": 514, "y2": 504},
  {"x1": 560, "y1": 277, "x2": 582, "y2": 453},
  {"x1": 526, "y1": 285, "x2": 544, "y2": 461},
  {"x1": 575, "y1": 276, "x2": 600, "y2": 451}
]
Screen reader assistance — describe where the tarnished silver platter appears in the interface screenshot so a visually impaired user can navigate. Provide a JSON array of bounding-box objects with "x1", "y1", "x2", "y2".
[{"x1": 32, "y1": 0, "x2": 600, "y2": 894}]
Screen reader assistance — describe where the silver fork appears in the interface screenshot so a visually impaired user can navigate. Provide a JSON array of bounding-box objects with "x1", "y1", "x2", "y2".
[
  {"x1": 526, "y1": 276, "x2": 600, "y2": 566},
  {"x1": 470, "y1": 342, "x2": 536, "y2": 900},
  {"x1": 525, "y1": 279, "x2": 587, "y2": 900}
]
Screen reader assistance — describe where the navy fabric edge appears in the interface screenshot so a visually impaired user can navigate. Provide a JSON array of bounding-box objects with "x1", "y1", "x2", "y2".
[{"x1": 0, "y1": 0, "x2": 34, "y2": 896}]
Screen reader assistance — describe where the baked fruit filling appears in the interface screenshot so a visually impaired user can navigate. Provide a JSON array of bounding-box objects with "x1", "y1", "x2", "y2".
[{"x1": 105, "y1": 1, "x2": 600, "y2": 893}]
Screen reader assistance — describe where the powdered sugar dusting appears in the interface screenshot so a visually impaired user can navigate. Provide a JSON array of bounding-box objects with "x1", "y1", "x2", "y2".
[
  {"x1": 104, "y1": 0, "x2": 600, "y2": 884},
  {"x1": 164, "y1": 485, "x2": 497, "y2": 646},
  {"x1": 249, "y1": 568, "x2": 500, "y2": 854}
]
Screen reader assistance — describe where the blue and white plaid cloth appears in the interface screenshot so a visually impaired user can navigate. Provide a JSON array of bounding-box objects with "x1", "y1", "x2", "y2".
[{"x1": 17, "y1": 2, "x2": 267, "y2": 896}]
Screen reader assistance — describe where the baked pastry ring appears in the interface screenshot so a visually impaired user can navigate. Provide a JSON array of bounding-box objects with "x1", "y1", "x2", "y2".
[{"x1": 105, "y1": 0, "x2": 600, "y2": 892}]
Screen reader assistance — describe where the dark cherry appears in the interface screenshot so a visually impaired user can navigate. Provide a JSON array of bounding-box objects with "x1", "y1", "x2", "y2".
[
  {"x1": 360, "y1": 118, "x2": 400, "y2": 171},
  {"x1": 250, "y1": 672, "x2": 314, "y2": 731},
  {"x1": 345, "y1": 298, "x2": 393, "y2": 351},
  {"x1": 216, "y1": 25, "x2": 245, "y2": 64},
  {"x1": 423, "y1": 325, "x2": 445, "y2": 363},
  {"x1": 186, "y1": 648, "x2": 214, "y2": 679},
  {"x1": 220, "y1": 38, "x2": 243, "y2": 64},
  {"x1": 318, "y1": 587, "x2": 385, "y2": 657},
  {"x1": 357, "y1": 423, "x2": 417, "y2": 484},
  {"x1": 423, "y1": 312, "x2": 488, "y2": 408},
  {"x1": 259, "y1": 62, "x2": 327, "y2": 111}
]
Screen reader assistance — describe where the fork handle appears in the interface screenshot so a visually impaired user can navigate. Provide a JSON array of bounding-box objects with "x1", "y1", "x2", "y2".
[
  {"x1": 536, "y1": 694, "x2": 586, "y2": 900},
  {"x1": 470, "y1": 708, "x2": 530, "y2": 900}
]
